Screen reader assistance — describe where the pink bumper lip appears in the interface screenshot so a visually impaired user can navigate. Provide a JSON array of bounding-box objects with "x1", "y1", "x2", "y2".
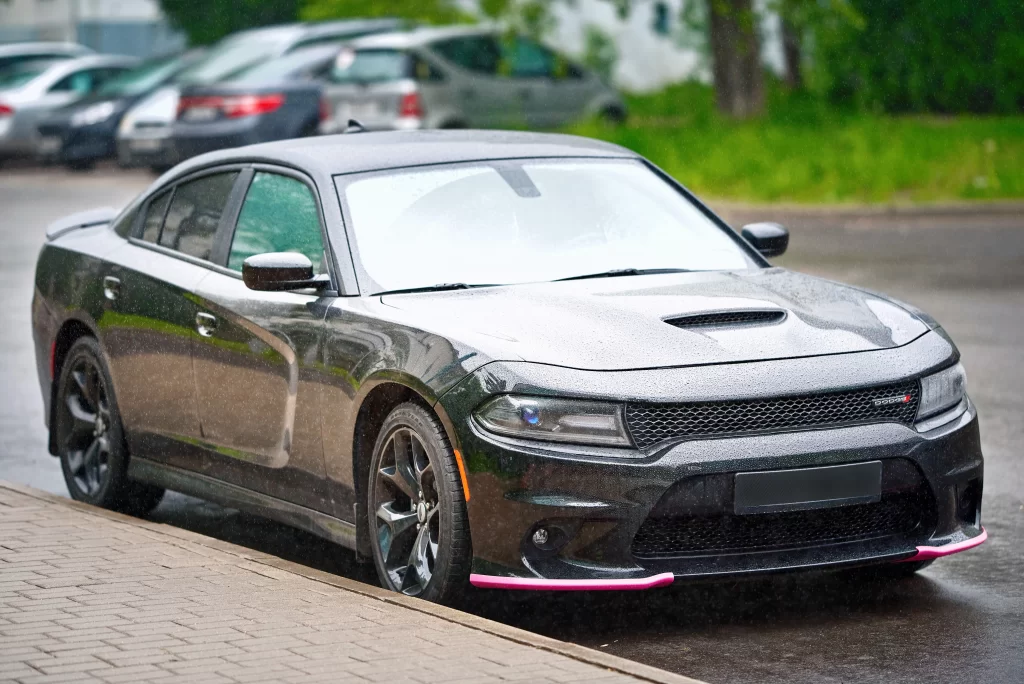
[
  {"x1": 899, "y1": 527, "x2": 988, "y2": 562},
  {"x1": 469, "y1": 572, "x2": 675, "y2": 591}
]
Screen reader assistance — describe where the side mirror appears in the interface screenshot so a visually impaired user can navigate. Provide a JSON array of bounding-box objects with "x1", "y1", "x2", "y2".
[
  {"x1": 241, "y1": 252, "x2": 328, "y2": 292},
  {"x1": 741, "y1": 222, "x2": 789, "y2": 258}
]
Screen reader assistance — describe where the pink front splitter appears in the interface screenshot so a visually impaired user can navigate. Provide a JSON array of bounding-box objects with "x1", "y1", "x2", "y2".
[
  {"x1": 899, "y1": 527, "x2": 987, "y2": 562},
  {"x1": 469, "y1": 572, "x2": 675, "y2": 591}
]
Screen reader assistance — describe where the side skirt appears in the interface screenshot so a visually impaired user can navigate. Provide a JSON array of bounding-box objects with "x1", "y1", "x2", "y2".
[{"x1": 127, "y1": 458, "x2": 357, "y2": 551}]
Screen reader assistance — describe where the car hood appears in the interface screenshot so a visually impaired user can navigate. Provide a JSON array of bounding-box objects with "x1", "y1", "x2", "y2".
[{"x1": 378, "y1": 269, "x2": 931, "y2": 371}]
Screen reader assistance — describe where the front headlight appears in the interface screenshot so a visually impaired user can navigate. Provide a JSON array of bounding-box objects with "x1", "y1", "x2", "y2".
[
  {"x1": 916, "y1": 362, "x2": 967, "y2": 430},
  {"x1": 71, "y1": 101, "x2": 116, "y2": 127},
  {"x1": 474, "y1": 395, "x2": 632, "y2": 447}
]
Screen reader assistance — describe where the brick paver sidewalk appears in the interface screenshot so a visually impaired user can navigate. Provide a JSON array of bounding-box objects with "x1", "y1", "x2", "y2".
[{"x1": 0, "y1": 482, "x2": 700, "y2": 684}]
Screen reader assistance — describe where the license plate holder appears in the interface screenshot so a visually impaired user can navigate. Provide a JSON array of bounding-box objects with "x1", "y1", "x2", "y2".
[{"x1": 734, "y1": 461, "x2": 882, "y2": 515}]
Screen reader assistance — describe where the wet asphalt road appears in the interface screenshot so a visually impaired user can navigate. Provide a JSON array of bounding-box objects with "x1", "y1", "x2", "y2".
[{"x1": 1, "y1": 168, "x2": 1022, "y2": 683}]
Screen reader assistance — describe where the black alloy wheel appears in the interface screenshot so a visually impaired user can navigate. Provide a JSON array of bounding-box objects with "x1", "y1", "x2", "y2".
[
  {"x1": 55, "y1": 337, "x2": 164, "y2": 514},
  {"x1": 368, "y1": 403, "x2": 471, "y2": 603}
]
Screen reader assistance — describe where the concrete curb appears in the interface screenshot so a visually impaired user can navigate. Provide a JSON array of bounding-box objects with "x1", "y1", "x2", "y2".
[{"x1": 0, "y1": 481, "x2": 705, "y2": 684}]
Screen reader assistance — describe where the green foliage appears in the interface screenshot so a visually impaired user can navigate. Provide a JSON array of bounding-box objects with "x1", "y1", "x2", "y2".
[
  {"x1": 582, "y1": 25, "x2": 618, "y2": 81},
  {"x1": 570, "y1": 82, "x2": 1024, "y2": 203},
  {"x1": 159, "y1": 0, "x2": 300, "y2": 45},
  {"x1": 813, "y1": 0, "x2": 1024, "y2": 114},
  {"x1": 300, "y1": 0, "x2": 463, "y2": 24}
]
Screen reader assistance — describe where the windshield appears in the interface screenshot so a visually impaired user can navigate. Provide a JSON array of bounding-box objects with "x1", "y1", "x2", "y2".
[
  {"x1": 231, "y1": 47, "x2": 334, "y2": 83},
  {"x1": 342, "y1": 159, "x2": 756, "y2": 293},
  {"x1": 96, "y1": 57, "x2": 183, "y2": 96},
  {"x1": 330, "y1": 49, "x2": 409, "y2": 84},
  {"x1": 174, "y1": 36, "x2": 290, "y2": 85}
]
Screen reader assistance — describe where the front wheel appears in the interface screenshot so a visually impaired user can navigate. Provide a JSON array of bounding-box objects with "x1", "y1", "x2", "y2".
[
  {"x1": 367, "y1": 403, "x2": 471, "y2": 603},
  {"x1": 54, "y1": 337, "x2": 164, "y2": 516}
]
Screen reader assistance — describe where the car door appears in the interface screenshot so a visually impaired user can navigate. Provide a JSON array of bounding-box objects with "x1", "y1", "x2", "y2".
[
  {"x1": 189, "y1": 168, "x2": 333, "y2": 513},
  {"x1": 504, "y1": 36, "x2": 592, "y2": 128},
  {"x1": 428, "y1": 35, "x2": 523, "y2": 128},
  {"x1": 101, "y1": 170, "x2": 241, "y2": 468}
]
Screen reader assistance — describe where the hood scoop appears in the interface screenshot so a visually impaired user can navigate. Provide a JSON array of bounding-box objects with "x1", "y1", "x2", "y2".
[{"x1": 665, "y1": 309, "x2": 787, "y2": 329}]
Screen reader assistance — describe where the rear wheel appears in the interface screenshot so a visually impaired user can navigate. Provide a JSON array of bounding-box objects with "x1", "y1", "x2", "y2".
[
  {"x1": 367, "y1": 403, "x2": 471, "y2": 604},
  {"x1": 55, "y1": 337, "x2": 164, "y2": 516}
]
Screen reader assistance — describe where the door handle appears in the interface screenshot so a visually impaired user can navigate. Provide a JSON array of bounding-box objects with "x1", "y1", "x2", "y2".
[
  {"x1": 195, "y1": 312, "x2": 218, "y2": 337},
  {"x1": 102, "y1": 276, "x2": 121, "y2": 301}
]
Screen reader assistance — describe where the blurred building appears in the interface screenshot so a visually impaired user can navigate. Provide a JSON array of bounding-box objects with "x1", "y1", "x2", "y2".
[
  {"x1": 0, "y1": 0, "x2": 185, "y2": 57},
  {"x1": 547, "y1": 0, "x2": 785, "y2": 92}
]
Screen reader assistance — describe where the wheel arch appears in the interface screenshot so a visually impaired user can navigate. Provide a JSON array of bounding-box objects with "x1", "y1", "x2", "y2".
[
  {"x1": 348, "y1": 374, "x2": 463, "y2": 558},
  {"x1": 48, "y1": 315, "x2": 101, "y2": 455}
]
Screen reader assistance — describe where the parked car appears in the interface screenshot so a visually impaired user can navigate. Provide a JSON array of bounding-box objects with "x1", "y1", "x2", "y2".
[
  {"x1": 0, "y1": 54, "x2": 138, "y2": 162},
  {"x1": 0, "y1": 42, "x2": 92, "y2": 75},
  {"x1": 116, "y1": 19, "x2": 403, "y2": 171},
  {"x1": 320, "y1": 26, "x2": 626, "y2": 133},
  {"x1": 35, "y1": 51, "x2": 205, "y2": 171},
  {"x1": 172, "y1": 45, "x2": 339, "y2": 162},
  {"x1": 32, "y1": 130, "x2": 984, "y2": 604}
]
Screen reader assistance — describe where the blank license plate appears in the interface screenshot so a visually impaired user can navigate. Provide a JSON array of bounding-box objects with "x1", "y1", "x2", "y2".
[
  {"x1": 734, "y1": 461, "x2": 882, "y2": 515},
  {"x1": 129, "y1": 138, "x2": 164, "y2": 152},
  {"x1": 38, "y1": 136, "x2": 62, "y2": 153}
]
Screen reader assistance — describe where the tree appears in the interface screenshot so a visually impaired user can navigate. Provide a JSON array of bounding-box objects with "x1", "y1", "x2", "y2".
[
  {"x1": 300, "y1": 0, "x2": 463, "y2": 24},
  {"x1": 706, "y1": 0, "x2": 764, "y2": 118},
  {"x1": 159, "y1": 0, "x2": 301, "y2": 45}
]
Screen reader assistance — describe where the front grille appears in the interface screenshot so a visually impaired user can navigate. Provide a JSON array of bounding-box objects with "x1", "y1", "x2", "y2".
[
  {"x1": 626, "y1": 381, "x2": 920, "y2": 449},
  {"x1": 665, "y1": 310, "x2": 786, "y2": 329},
  {"x1": 631, "y1": 488, "x2": 934, "y2": 558}
]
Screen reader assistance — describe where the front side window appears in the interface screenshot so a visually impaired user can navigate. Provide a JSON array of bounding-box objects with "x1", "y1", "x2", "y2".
[
  {"x1": 430, "y1": 36, "x2": 501, "y2": 75},
  {"x1": 50, "y1": 69, "x2": 96, "y2": 94},
  {"x1": 341, "y1": 159, "x2": 756, "y2": 293},
  {"x1": 159, "y1": 172, "x2": 238, "y2": 260},
  {"x1": 228, "y1": 172, "x2": 324, "y2": 272}
]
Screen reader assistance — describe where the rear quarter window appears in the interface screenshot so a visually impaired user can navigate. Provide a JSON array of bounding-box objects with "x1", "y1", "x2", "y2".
[{"x1": 329, "y1": 49, "x2": 410, "y2": 85}]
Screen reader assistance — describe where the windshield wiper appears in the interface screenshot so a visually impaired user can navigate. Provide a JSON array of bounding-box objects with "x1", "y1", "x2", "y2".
[
  {"x1": 374, "y1": 283, "x2": 496, "y2": 295},
  {"x1": 554, "y1": 268, "x2": 693, "y2": 282}
]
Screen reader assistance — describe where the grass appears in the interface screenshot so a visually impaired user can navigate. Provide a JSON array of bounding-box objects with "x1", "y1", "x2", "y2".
[{"x1": 567, "y1": 82, "x2": 1024, "y2": 204}]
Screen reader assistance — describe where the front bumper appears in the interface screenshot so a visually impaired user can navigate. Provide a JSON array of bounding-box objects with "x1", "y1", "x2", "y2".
[
  {"x1": 447, "y1": 393, "x2": 984, "y2": 588},
  {"x1": 37, "y1": 123, "x2": 117, "y2": 164}
]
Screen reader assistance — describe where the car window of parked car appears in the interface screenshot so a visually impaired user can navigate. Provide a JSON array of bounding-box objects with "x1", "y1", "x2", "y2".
[
  {"x1": 96, "y1": 58, "x2": 180, "y2": 97},
  {"x1": 231, "y1": 47, "x2": 336, "y2": 84},
  {"x1": 159, "y1": 172, "x2": 239, "y2": 261},
  {"x1": 343, "y1": 159, "x2": 756, "y2": 292},
  {"x1": 502, "y1": 37, "x2": 554, "y2": 78},
  {"x1": 49, "y1": 69, "x2": 97, "y2": 94},
  {"x1": 430, "y1": 36, "x2": 501, "y2": 75},
  {"x1": 174, "y1": 37, "x2": 288, "y2": 86},
  {"x1": 227, "y1": 172, "x2": 324, "y2": 273},
  {"x1": 330, "y1": 49, "x2": 409, "y2": 85},
  {"x1": 140, "y1": 189, "x2": 173, "y2": 243},
  {"x1": 0, "y1": 59, "x2": 59, "y2": 89}
]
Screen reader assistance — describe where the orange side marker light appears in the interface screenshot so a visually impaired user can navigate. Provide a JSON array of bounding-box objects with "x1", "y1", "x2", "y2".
[{"x1": 453, "y1": 449, "x2": 470, "y2": 501}]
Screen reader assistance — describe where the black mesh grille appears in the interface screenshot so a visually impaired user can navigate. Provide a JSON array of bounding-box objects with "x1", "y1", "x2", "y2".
[
  {"x1": 626, "y1": 381, "x2": 920, "y2": 449},
  {"x1": 631, "y1": 488, "x2": 934, "y2": 558},
  {"x1": 665, "y1": 310, "x2": 786, "y2": 328}
]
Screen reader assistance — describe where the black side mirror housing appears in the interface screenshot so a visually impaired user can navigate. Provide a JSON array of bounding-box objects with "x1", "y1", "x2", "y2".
[
  {"x1": 242, "y1": 252, "x2": 328, "y2": 292},
  {"x1": 741, "y1": 222, "x2": 789, "y2": 258}
]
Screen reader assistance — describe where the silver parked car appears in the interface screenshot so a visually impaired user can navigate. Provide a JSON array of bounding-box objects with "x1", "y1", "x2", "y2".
[
  {"x1": 319, "y1": 26, "x2": 625, "y2": 133},
  {"x1": 116, "y1": 19, "x2": 403, "y2": 171},
  {"x1": 0, "y1": 54, "x2": 138, "y2": 161}
]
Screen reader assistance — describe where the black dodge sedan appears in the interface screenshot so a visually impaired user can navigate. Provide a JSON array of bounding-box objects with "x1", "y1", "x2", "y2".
[{"x1": 31, "y1": 131, "x2": 985, "y2": 603}]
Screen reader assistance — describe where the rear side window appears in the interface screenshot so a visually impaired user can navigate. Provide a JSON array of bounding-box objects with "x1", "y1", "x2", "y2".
[
  {"x1": 159, "y1": 172, "x2": 238, "y2": 260},
  {"x1": 431, "y1": 36, "x2": 501, "y2": 75},
  {"x1": 140, "y1": 190, "x2": 171, "y2": 242},
  {"x1": 330, "y1": 49, "x2": 410, "y2": 85},
  {"x1": 503, "y1": 37, "x2": 554, "y2": 78},
  {"x1": 227, "y1": 172, "x2": 324, "y2": 273}
]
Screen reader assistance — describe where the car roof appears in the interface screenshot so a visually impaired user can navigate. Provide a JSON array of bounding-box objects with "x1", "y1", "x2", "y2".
[
  {"x1": 225, "y1": 18, "x2": 406, "y2": 48},
  {"x1": 346, "y1": 25, "x2": 495, "y2": 51},
  {"x1": 168, "y1": 130, "x2": 636, "y2": 179},
  {"x1": 0, "y1": 42, "x2": 92, "y2": 57}
]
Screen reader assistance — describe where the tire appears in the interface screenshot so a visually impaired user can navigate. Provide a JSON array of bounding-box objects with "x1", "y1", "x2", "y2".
[
  {"x1": 599, "y1": 106, "x2": 627, "y2": 125},
  {"x1": 367, "y1": 402, "x2": 471, "y2": 603},
  {"x1": 54, "y1": 337, "x2": 164, "y2": 516}
]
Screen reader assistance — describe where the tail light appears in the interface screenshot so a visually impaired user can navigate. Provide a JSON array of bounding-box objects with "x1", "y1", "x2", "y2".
[
  {"x1": 0, "y1": 103, "x2": 13, "y2": 116},
  {"x1": 177, "y1": 94, "x2": 286, "y2": 120},
  {"x1": 398, "y1": 92, "x2": 424, "y2": 119},
  {"x1": 319, "y1": 97, "x2": 331, "y2": 123}
]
